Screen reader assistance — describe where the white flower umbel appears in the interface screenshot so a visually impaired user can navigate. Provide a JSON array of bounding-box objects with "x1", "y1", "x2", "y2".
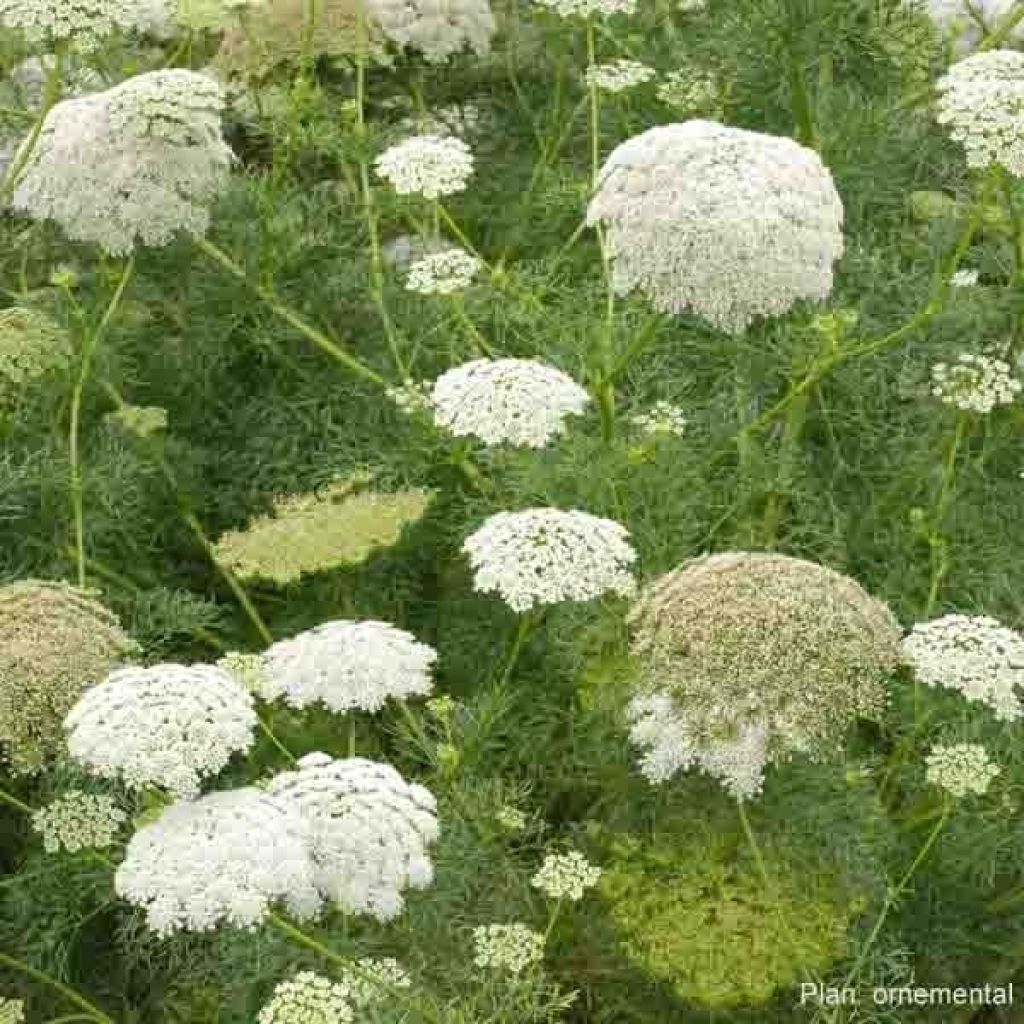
[
  {"x1": 374, "y1": 135, "x2": 474, "y2": 198},
  {"x1": 902, "y1": 615, "x2": 1024, "y2": 720},
  {"x1": 11, "y1": 70, "x2": 232, "y2": 255},
  {"x1": 365, "y1": 0, "x2": 495, "y2": 61},
  {"x1": 925, "y1": 742, "x2": 1000, "y2": 798},
  {"x1": 630, "y1": 400, "x2": 687, "y2": 437},
  {"x1": 258, "y1": 971, "x2": 354, "y2": 1024},
  {"x1": 339, "y1": 958, "x2": 411, "y2": 1007},
  {"x1": 936, "y1": 50, "x2": 1024, "y2": 177},
  {"x1": 531, "y1": 850, "x2": 602, "y2": 901},
  {"x1": 406, "y1": 248, "x2": 482, "y2": 294},
  {"x1": 584, "y1": 59, "x2": 655, "y2": 93},
  {"x1": 656, "y1": 68, "x2": 718, "y2": 112},
  {"x1": 463, "y1": 508, "x2": 637, "y2": 612},
  {"x1": 534, "y1": 0, "x2": 635, "y2": 17},
  {"x1": 0, "y1": 0, "x2": 161, "y2": 47},
  {"x1": 586, "y1": 120, "x2": 844, "y2": 333},
  {"x1": 951, "y1": 268, "x2": 980, "y2": 288},
  {"x1": 386, "y1": 378, "x2": 433, "y2": 416},
  {"x1": 0, "y1": 998, "x2": 25, "y2": 1024},
  {"x1": 627, "y1": 692, "x2": 772, "y2": 799},
  {"x1": 930, "y1": 352, "x2": 1021, "y2": 413},
  {"x1": 268, "y1": 753, "x2": 439, "y2": 921},
  {"x1": 64, "y1": 663, "x2": 258, "y2": 799},
  {"x1": 260, "y1": 620, "x2": 437, "y2": 714},
  {"x1": 115, "y1": 788, "x2": 321, "y2": 935},
  {"x1": 473, "y1": 923, "x2": 545, "y2": 973},
  {"x1": 31, "y1": 790, "x2": 126, "y2": 853},
  {"x1": 430, "y1": 358, "x2": 590, "y2": 448}
]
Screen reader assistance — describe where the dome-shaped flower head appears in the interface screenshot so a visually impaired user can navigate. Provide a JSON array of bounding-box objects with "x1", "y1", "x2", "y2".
[
  {"x1": 115, "y1": 787, "x2": 321, "y2": 935},
  {"x1": 11, "y1": 69, "x2": 232, "y2": 255},
  {"x1": 902, "y1": 614, "x2": 1024, "y2": 720},
  {"x1": 936, "y1": 50, "x2": 1024, "y2": 177},
  {"x1": 0, "y1": 0, "x2": 164, "y2": 48},
  {"x1": 267, "y1": 753, "x2": 439, "y2": 920},
  {"x1": 374, "y1": 135, "x2": 474, "y2": 198},
  {"x1": 258, "y1": 971, "x2": 354, "y2": 1024},
  {"x1": 259, "y1": 620, "x2": 437, "y2": 713},
  {"x1": 430, "y1": 358, "x2": 590, "y2": 447},
  {"x1": 0, "y1": 580, "x2": 135, "y2": 771},
  {"x1": 364, "y1": 0, "x2": 495, "y2": 61},
  {"x1": 627, "y1": 552, "x2": 901, "y2": 797},
  {"x1": 930, "y1": 352, "x2": 1021, "y2": 412},
  {"x1": 64, "y1": 663, "x2": 258, "y2": 798},
  {"x1": 925, "y1": 741, "x2": 999, "y2": 798},
  {"x1": 462, "y1": 508, "x2": 637, "y2": 612},
  {"x1": 406, "y1": 247, "x2": 482, "y2": 294},
  {"x1": 0, "y1": 306, "x2": 72, "y2": 399},
  {"x1": 585, "y1": 120, "x2": 845, "y2": 333}
]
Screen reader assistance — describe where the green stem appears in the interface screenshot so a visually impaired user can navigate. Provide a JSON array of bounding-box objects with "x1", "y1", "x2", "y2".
[
  {"x1": 0, "y1": 952, "x2": 115, "y2": 1024},
  {"x1": 266, "y1": 913, "x2": 445, "y2": 1024},
  {"x1": 923, "y1": 414, "x2": 968, "y2": 616},
  {"x1": 496, "y1": 612, "x2": 540, "y2": 688},
  {"x1": 782, "y1": 3, "x2": 816, "y2": 148},
  {"x1": 0, "y1": 786, "x2": 34, "y2": 815},
  {"x1": 347, "y1": 715, "x2": 357, "y2": 757},
  {"x1": 761, "y1": 386, "x2": 811, "y2": 547},
  {"x1": 69, "y1": 258, "x2": 135, "y2": 588},
  {"x1": 257, "y1": 715, "x2": 298, "y2": 764},
  {"x1": 828, "y1": 806, "x2": 950, "y2": 1021},
  {"x1": 196, "y1": 238, "x2": 385, "y2": 387}
]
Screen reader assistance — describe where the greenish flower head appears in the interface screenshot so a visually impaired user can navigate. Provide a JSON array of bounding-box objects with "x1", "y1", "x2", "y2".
[{"x1": 0, "y1": 306, "x2": 72, "y2": 397}]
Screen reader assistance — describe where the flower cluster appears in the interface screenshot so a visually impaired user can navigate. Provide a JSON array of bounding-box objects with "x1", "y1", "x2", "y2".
[
  {"x1": 405, "y1": 247, "x2": 482, "y2": 294},
  {"x1": 31, "y1": 790, "x2": 127, "y2": 853},
  {"x1": 586, "y1": 121, "x2": 844, "y2": 333},
  {"x1": 0, "y1": 999, "x2": 24, "y2": 1024},
  {"x1": 0, "y1": 580, "x2": 135, "y2": 771},
  {"x1": 496, "y1": 804, "x2": 527, "y2": 830},
  {"x1": 258, "y1": 972, "x2": 354, "y2": 1024},
  {"x1": 951, "y1": 268, "x2": 980, "y2": 288},
  {"x1": 630, "y1": 400, "x2": 687, "y2": 437},
  {"x1": 430, "y1": 358, "x2": 590, "y2": 447},
  {"x1": 0, "y1": 306, "x2": 72, "y2": 398},
  {"x1": 339, "y1": 957, "x2": 411, "y2": 1006},
  {"x1": 386, "y1": 378, "x2": 433, "y2": 416},
  {"x1": 901, "y1": 614, "x2": 1024, "y2": 720},
  {"x1": 531, "y1": 850, "x2": 602, "y2": 901},
  {"x1": 584, "y1": 59, "x2": 655, "y2": 93},
  {"x1": 656, "y1": 67, "x2": 718, "y2": 112},
  {"x1": 935, "y1": 50, "x2": 1024, "y2": 177},
  {"x1": 374, "y1": 135, "x2": 474, "y2": 198},
  {"x1": 930, "y1": 352, "x2": 1020, "y2": 413},
  {"x1": 0, "y1": 0, "x2": 159, "y2": 47},
  {"x1": 627, "y1": 552, "x2": 901, "y2": 796},
  {"x1": 12, "y1": 70, "x2": 232, "y2": 255},
  {"x1": 533, "y1": 0, "x2": 635, "y2": 17},
  {"x1": 267, "y1": 753, "x2": 439, "y2": 920},
  {"x1": 260, "y1": 620, "x2": 437, "y2": 713},
  {"x1": 472, "y1": 923, "x2": 545, "y2": 973},
  {"x1": 463, "y1": 508, "x2": 637, "y2": 612},
  {"x1": 104, "y1": 403, "x2": 168, "y2": 440},
  {"x1": 925, "y1": 742, "x2": 1000, "y2": 797},
  {"x1": 115, "y1": 788, "x2": 321, "y2": 935},
  {"x1": 365, "y1": 0, "x2": 495, "y2": 62},
  {"x1": 213, "y1": 479, "x2": 431, "y2": 584},
  {"x1": 64, "y1": 663, "x2": 258, "y2": 798}
]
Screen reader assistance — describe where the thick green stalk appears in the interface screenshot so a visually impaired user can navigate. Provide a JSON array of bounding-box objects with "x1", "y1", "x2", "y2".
[
  {"x1": 0, "y1": 951, "x2": 115, "y2": 1024},
  {"x1": 69, "y1": 259, "x2": 135, "y2": 587}
]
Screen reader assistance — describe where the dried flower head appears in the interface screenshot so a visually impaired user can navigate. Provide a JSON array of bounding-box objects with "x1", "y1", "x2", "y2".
[
  {"x1": 0, "y1": 306, "x2": 72, "y2": 397},
  {"x1": 259, "y1": 620, "x2": 436, "y2": 713},
  {"x1": 213, "y1": 479, "x2": 430, "y2": 585},
  {"x1": 936, "y1": 50, "x2": 1024, "y2": 176},
  {"x1": 630, "y1": 400, "x2": 687, "y2": 437},
  {"x1": 0, "y1": 580, "x2": 135, "y2": 771},
  {"x1": 472, "y1": 923, "x2": 545, "y2": 973},
  {"x1": 585, "y1": 59, "x2": 655, "y2": 93},
  {"x1": 115, "y1": 787, "x2": 321, "y2": 935},
  {"x1": 586, "y1": 120, "x2": 844, "y2": 333},
  {"x1": 65, "y1": 663, "x2": 258, "y2": 798},
  {"x1": 406, "y1": 247, "x2": 482, "y2": 294},
  {"x1": 925, "y1": 742, "x2": 999, "y2": 797},
  {"x1": 430, "y1": 358, "x2": 590, "y2": 448},
  {"x1": 258, "y1": 972, "x2": 353, "y2": 1024},
  {"x1": 531, "y1": 850, "x2": 602, "y2": 901},
  {"x1": 12, "y1": 70, "x2": 232, "y2": 255},
  {"x1": 31, "y1": 790, "x2": 127, "y2": 853},
  {"x1": 533, "y1": 0, "x2": 634, "y2": 17},
  {"x1": 268, "y1": 753, "x2": 439, "y2": 921},
  {"x1": 463, "y1": 508, "x2": 637, "y2": 612},
  {"x1": 374, "y1": 135, "x2": 474, "y2": 198},
  {"x1": 627, "y1": 552, "x2": 901, "y2": 796},
  {"x1": 930, "y1": 352, "x2": 1020, "y2": 412},
  {"x1": 365, "y1": 0, "x2": 494, "y2": 61},
  {"x1": 902, "y1": 614, "x2": 1024, "y2": 720}
]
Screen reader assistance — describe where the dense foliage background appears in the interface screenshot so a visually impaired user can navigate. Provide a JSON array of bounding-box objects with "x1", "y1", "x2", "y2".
[{"x1": 3, "y1": 0, "x2": 1024, "y2": 1021}]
